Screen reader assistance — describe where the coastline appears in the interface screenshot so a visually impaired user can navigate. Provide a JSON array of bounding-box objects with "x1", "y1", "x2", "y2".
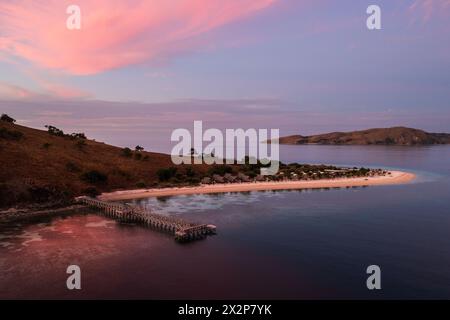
[
  {"x1": 0, "y1": 204, "x2": 88, "y2": 224},
  {"x1": 99, "y1": 170, "x2": 416, "y2": 201}
]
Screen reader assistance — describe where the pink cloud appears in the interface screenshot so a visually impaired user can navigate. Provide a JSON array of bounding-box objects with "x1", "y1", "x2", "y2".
[
  {"x1": 0, "y1": 81, "x2": 90, "y2": 100},
  {"x1": 0, "y1": 82, "x2": 35, "y2": 99},
  {"x1": 0, "y1": 0, "x2": 276, "y2": 75},
  {"x1": 41, "y1": 83, "x2": 92, "y2": 99}
]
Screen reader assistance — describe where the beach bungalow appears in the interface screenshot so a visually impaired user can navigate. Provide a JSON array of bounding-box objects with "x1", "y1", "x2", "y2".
[
  {"x1": 201, "y1": 177, "x2": 212, "y2": 185},
  {"x1": 213, "y1": 174, "x2": 225, "y2": 183},
  {"x1": 237, "y1": 173, "x2": 251, "y2": 182},
  {"x1": 223, "y1": 173, "x2": 237, "y2": 183},
  {"x1": 255, "y1": 175, "x2": 265, "y2": 182}
]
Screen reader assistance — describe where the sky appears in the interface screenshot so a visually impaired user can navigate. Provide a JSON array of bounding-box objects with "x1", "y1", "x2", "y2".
[{"x1": 0, "y1": 0, "x2": 449, "y2": 152}]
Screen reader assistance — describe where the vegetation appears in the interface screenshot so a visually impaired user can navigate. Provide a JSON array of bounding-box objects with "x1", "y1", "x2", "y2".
[
  {"x1": 0, "y1": 127, "x2": 23, "y2": 140},
  {"x1": 208, "y1": 165, "x2": 233, "y2": 176},
  {"x1": 70, "y1": 133, "x2": 87, "y2": 140},
  {"x1": 81, "y1": 170, "x2": 108, "y2": 184},
  {"x1": 278, "y1": 127, "x2": 450, "y2": 145},
  {"x1": 82, "y1": 186, "x2": 100, "y2": 198},
  {"x1": 0, "y1": 117, "x2": 389, "y2": 209},
  {"x1": 1, "y1": 114, "x2": 16, "y2": 123},
  {"x1": 121, "y1": 147, "x2": 133, "y2": 157},
  {"x1": 75, "y1": 139, "x2": 87, "y2": 150},
  {"x1": 157, "y1": 167, "x2": 178, "y2": 181},
  {"x1": 45, "y1": 125, "x2": 65, "y2": 137},
  {"x1": 45, "y1": 125, "x2": 87, "y2": 141},
  {"x1": 0, "y1": 119, "x2": 189, "y2": 208},
  {"x1": 136, "y1": 181, "x2": 147, "y2": 188}
]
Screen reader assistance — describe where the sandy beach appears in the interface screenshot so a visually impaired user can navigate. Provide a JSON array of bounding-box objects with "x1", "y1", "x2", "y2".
[{"x1": 99, "y1": 170, "x2": 416, "y2": 201}]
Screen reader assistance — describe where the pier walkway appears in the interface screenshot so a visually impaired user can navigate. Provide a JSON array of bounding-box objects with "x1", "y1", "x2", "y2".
[{"x1": 76, "y1": 196, "x2": 216, "y2": 242}]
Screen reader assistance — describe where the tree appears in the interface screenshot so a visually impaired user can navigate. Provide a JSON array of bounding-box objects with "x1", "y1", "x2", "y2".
[
  {"x1": 70, "y1": 132, "x2": 87, "y2": 139},
  {"x1": 45, "y1": 125, "x2": 65, "y2": 137},
  {"x1": 185, "y1": 167, "x2": 196, "y2": 177},
  {"x1": 135, "y1": 145, "x2": 144, "y2": 152},
  {"x1": 81, "y1": 170, "x2": 108, "y2": 184},
  {"x1": 157, "y1": 167, "x2": 177, "y2": 181},
  {"x1": 1, "y1": 114, "x2": 16, "y2": 123}
]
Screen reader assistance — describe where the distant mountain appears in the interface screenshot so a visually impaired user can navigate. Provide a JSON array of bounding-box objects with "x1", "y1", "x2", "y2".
[{"x1": 276, "y1": 127, "x2": 450, "y2": 146}]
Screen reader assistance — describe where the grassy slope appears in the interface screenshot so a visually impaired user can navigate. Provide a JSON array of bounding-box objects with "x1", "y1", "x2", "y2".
[{"x1": 0, "y1": 121, "x2": 208, "y2": 208}]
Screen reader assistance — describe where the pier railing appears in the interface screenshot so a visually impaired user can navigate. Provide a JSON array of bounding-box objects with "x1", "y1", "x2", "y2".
[{"x1": 76, "y1": 196, "x2": 216, "y2": 242}]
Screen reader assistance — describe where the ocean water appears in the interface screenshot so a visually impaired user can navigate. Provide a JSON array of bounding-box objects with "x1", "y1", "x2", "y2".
[{"x1": 1, "y1": 145, "x2": 450, "y2": 299}]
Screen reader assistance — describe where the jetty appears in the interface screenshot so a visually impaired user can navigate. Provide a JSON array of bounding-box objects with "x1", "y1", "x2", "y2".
[{"x1": 76, "y1": 196, "x2": 216, "y2": 242}]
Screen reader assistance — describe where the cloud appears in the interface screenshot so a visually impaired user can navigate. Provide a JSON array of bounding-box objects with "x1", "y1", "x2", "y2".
[
  {"x1": 408, "y1": 0, "x2": 450, "y2": 23},
  {"x1": 0, "y1": 0, "x2": 276, "y2": 75},
  {"x1": 0, "y1": 83, "x2": 36, "y2": 99},
  {"x1": 41, "y1": 83, "x2": 92, "y2": 99},
  {"x1": 0, "y1": 82, "x2": 90, "y2": 100}
]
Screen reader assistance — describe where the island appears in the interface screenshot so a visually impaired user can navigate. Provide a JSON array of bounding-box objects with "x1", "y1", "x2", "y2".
[
  {"x1": 274, "y1": 127, "x2": 450, "y2": 146},
  {"x1": 1, "y1": 114, "x2": 415, "y2": 219}
]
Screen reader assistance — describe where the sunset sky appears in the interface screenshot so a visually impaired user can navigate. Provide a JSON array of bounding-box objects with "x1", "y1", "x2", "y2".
[{"x1": 1, "y1": 0, "x2": 449, "y2": 151}]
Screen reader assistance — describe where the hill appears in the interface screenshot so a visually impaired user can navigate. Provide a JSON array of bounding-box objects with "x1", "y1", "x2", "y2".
[
  {"x1": 0, "y1": 119, "x2": 212, "y2": 208},
  {"x1": 276, "y1": 127, "x2": 450, "y2": 146}
]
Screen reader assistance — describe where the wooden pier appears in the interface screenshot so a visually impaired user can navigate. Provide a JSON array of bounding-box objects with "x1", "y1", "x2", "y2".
[{"x1": 76, "y1": 196, "x2": 216, "y2": 242}]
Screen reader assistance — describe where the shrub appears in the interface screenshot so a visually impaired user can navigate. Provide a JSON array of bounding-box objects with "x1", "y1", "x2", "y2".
[
  {"x1": 81, "y1": 170, "x2": 108, "y2": 184},
  {"x1": 82, "y1": 186, "x2": 100, "y2": 197},
  {"x1": 75, "y1": 139, "x2": 86, "y2": 150},
  {"x1": 157, "y1": 167, "x2": 177, "y2": 181},
  {"x1": 135, "y1": 145, "x2": 144, "y2": 152},
  {"x1": 185, "y1": 167, "x2": 196, "y2": 177},
  {"x1": 0, "y1": 114, "x2": 16, "y2": 123},
  {"x1": 136, "y1": 181, "x2": 147, "y2": 188},
  {"x1": 45, "y1": 125, "x2": 65, "y2": 137},
  {"x1": 42, "y1": 142, "x2": 51, "y2": 149},
  {"x1": 0, "y1": 127, "x2": 23, "y2": 140},
  {"x1": 121, "y1": 147, "x2": 133, "y2": 157},
  {"x1": 112, "y1": 168, "x2": 131, "y2": 179},
  {"x1": 208, "y1": 165, "x2": 233, "y2": 176},
  {"x1": 188, "y1": 177, "x2": 200, "y2": 185},
  {"x1": 70, "y1": 132, "x2": 87, "y2": 139},
  {"x1": 134, "y1": 153, "x2": 142, "y2": 160}
]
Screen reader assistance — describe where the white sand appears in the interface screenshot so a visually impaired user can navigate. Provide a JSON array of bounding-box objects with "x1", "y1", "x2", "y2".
[{"x1": 99, "y1": 171, "x2": 416, "y2": 201}]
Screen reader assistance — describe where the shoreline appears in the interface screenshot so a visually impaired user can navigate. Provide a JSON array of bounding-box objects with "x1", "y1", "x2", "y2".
[
  {"x1": 0, "y1": 204, "x2": 88, "y2": 224},
  {"x1": 99, "y1": 170, "x2": 416, "y2": 201}
]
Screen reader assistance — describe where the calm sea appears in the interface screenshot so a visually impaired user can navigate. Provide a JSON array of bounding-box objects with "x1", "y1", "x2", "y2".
[{"x1": 1, "y1": 145, "x2": 450, "y2": 299}]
